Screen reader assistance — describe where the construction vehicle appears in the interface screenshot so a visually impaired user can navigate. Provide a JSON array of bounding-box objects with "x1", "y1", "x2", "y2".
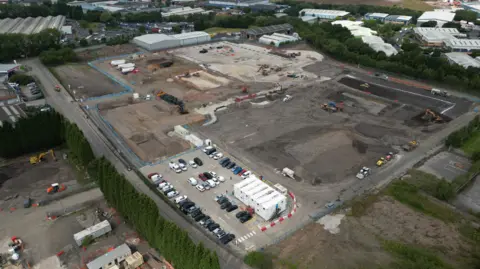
[
  {"x1": 422, "y1": 109, "x2": 443, "y2": 122},
  {"x1": 30, "y1": 149, "x2": 56, "y2": 165},
  {"x1": 376, "y1": 157, "x2": 385, "y2": 167},
  {"x1": 360, "y1": 83, "x2": 370, "y2": 88},
  {"x1": 47, "y1": 183, "x2": 66, "y2": 194},
  {"x1": 402, "y1": 140, "x2": 418, "y2": 152}
]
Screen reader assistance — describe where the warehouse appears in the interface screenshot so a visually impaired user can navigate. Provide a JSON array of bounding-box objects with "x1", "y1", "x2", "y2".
[
  {"x1": 332, "y1": 20, "x2": 377, "y2": 37},
  {"x1": 243, "y1": 23, "x2": 293, "y2": 39},
  {"x1": 361, "y1": 36, "x2": 398, "y2": 56},
  {"x1": 444, "y1": 52, "x2": 480, "y2": 68},
  {"x1": 133, "y1": 32, "x2": 210, "y2": 51},
  {"x1": 258, "y1": 33, "x2": 299, "y2": 47},
  {"x1": 172, "y1": 31, "x2": 211, "y2": 46},
  {"x1": 161, "y1": 7, "x2": 208, "y2": 17},
  {"x1": 87, "y1": 244, "x2": 131, "y2": 269},
  {"x1": 73, "y1": 220, "x2": 112, "y2": 246},
  {"x1": 417, "y1": 11, "x2": 455, "y2": 27},
  {"x1": 207, "y1": 0, "x2": 269, "y2": 8},
  {"x1": 444, "y1": 39, "x2": 480, "y2": 52},
  {"x1": 299, "y1": 9, "x2": 350, "y2": 20},
  {"x1": 413, "y1": 27, "x2": 466, "y2": 46},
  {"x1": 0, "y1": 15, "x2": 65, "y2": 34},
  {"x1": 233, "y1": 175, "x2": 287, "y2": 221},
  {"x1": 364, "y1": 13, "x2": 389, "y2": 22},
  {"x1": 384, "y1": 15, "x2": 413, "y2": 25}
]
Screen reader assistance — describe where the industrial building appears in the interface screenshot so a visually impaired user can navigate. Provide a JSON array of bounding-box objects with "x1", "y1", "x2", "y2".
[
  {"x1": 87, "y1": 244, "x2": 131, "y2": 269},
  {"x1": 444, "y1": 52, "x2": 480, "y2": 68},
  {"x1": 0, "y1": 15, "x2": 65, "y2": 35},
  {"x1": 161, "y1": 6, "x2": 208, "y2": 17},
  {"x1": 417, "y1": 11, "x2": 455, "y2": 27},
  {"x1": 73, "y1": 220, "x2": 112, "y2": 246},
  {"x1": 364, "y1": 13, "x2": 389, "y2": 22},
  {"x1": 242, "y1": 23, "x2": 293, "y2": 39},
  {"x1": 414, "y1": 27, "x2": 466, "y2": 46},
  {"x1": 299, "y1": 9, "x2": 350, "y2": 20},
  {"x1": 461, "y1": 2, "x2": 480, "y2": 17},
  {"x1": 361, "y1": 36, "x2": 398, "y2": 56},
  {"x1": 207, "y1": 0, "x2": 269, "y2": 8},
  {"x1": 133, "y1": 31, "x2": 210, "y2": 51},
  {"x1": 234, "y1": 176, "x2": 287, "y2": 221},
  {"x1": 384, "y1": 15, "x2": 413, "y2": 25},
  {"x1": 258, "y1": 33, "x2": 299, "y2": 47},
  {"x1": 332, "y1": 20, "x2": 377, "y2": 37},
  {"x1": 444, "y1": 39, "x2": 480, "y2": 52}
]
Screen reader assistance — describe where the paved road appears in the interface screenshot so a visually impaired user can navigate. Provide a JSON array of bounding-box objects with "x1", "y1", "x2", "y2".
[{"x1": 24, "y1": 58, "x2": 251, "y2": 269}]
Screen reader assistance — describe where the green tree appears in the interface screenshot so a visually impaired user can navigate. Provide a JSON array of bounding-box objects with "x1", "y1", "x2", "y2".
[
  {"x1": 420, "y1": 21, "x2": 437, "y2": 27},
  {"x1": 100, "y1": 11, "x2": 113, "y2": 23},
  {"x1": 138, "y1": 25, "x2": 146, "y2": 33},
  {"x1": 79, "y1": 38, "x2": 88, "y2": 47}
]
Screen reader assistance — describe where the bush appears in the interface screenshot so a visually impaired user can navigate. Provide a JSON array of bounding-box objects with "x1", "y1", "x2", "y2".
[
  {"x1": 383, "y1": 240, "x2": 454, "y2": 269},
  {"x1": 9, "y1": 74, "x2": 34, "y2": 85},
  {"x1": 81, "y1": 235, "x2": 94, "y2": 247},
  {"x1": 39, "y1": 48, "x2": 78, "y2": 66},
  {"x1": 244, "y1": 251, "x2": 273, "y2": 269}
]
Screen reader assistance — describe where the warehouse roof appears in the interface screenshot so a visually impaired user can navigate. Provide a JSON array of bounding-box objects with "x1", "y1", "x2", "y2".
[
  {"x1": 245, "y1": 23, "x2": 293, "y2": 36},
  {"x1": 332, "y1": 20, "x2": 377, "y2": 37},
  {"x1": 0, "y1": 64, "x2": 19, "y2": 74},
  {"x1": 444, "y1": 39, "x2": 480, "y2": 49},
  {"x1": 87, "y1": 244, "x2": 131, "y2": 269},
  {"x1": 172, "y1": 31, "x2": 209, "y2": 39},
  {"x1": 0, "y1": 15, "x2": 65, "y2": 35},
  {"x1": 162, "y1": 7, "x2": 206, "y2": 17},
  {"x1": 414, "y1": 27, "x2": 467, "y2": 42},
  {"x1": 444, "y1": 52, "x2": 480, "y2": 68},
  {"x1": 385, "y1": 15, "x2": 413, "y2": 21},
  {"x1": 299, "y1": 9, "x2": 350, "y2": 17},
  {"x1": 365, "y1": 12, "x2": 389, "y2": 18},
  {"x1": 418, "y1": 11, "x2": 455, "y2": 22},
  {"x1": 133, "y1": 34, "x2": 176, "y2": 44}
]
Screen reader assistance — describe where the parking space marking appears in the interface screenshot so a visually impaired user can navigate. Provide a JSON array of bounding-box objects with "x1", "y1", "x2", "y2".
[
  {"x1": 9, "y1": 106, "x2": 19, "y2": 116},
  {"x1": 2, "y1": 106, "x2": 11, "y2": 116}
]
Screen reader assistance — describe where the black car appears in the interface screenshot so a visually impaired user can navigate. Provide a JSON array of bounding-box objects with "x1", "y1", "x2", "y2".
[
  {"x1": 194, "y1": 213, "x2": 206, "y2": 222},
  {"x1": 217, "y1": 197, "x2": 228, "y2": 205},
  {"x1": 190, "y1": 208, "x2": 202, "y2": 218},
  {"x1": 222, "y1": 160, "x2": 231, "y2": 168},
  {"x1": 178, "y1": 159, "x2": 187, "y2": 165},
  {"x1": 208, "y1": 223, "x2": 220, "y2": 231},
  {"x1": 221, "y1": 201, "x2": 232, "y2": 210},
  {"x1": 219, "y1": 157, "x2": 230, "y2": 165},
  {"x1": 194, "y1": 157, "x2": 203, "y2": 166},
  {"x1": 203, "y1": 219, "x2": 214, "y2": 227},
  {"x1": 206, "y1": 222, "x2": 217, "y2": 229},
  {"x1": 239, "y1": 214, "x2": 252, "y2": 223},
  {"x1": 178, "y1": 199, "x2": 191, "y2": 207},
  {"x1": 226, "y1": 162, "x2": 236, "y2": 169},
  {"x1": 226, "y1": 204, "x2": 238, "y2": 212},
  {"x1": 203, "y1": 172, "x2": 213, "y2": 179},
  {"x1": 220, "y1": 234, "x2": 235, "y2": 244},
  {"x1": 236, "y1": 211, "x2": 248, "y2": 219},
  {"x1": 180, "y1": 201, "x2": 195, "y2": 210},
  {"x1": 205, "y1": 148, "x2": 217, "y2": 155},
  {"x1": 216, "y1": 230, "x2": 227, "y2": 238}
]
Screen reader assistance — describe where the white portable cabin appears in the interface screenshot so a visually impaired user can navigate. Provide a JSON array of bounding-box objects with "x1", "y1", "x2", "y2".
[
  {"x1": 249, "y1": 188, "x2": 274, "y2": 206},
  {"x1": 256, "y1": 194, "x2": 287, "y2": 220},
  {"x1": 74, "y1": 220, "x2": 112, "y2": 246},
  {"x1": 116, "y1": 63, "x2": 135, "y2": 70},
  {"x1": 122, "y1": 67, "x2": 135, "y2": 74},
  {"x1": 245, "y1": 184, "x2": 269, "y2": 199},
  {"x1": 110, "y1": 59, "x2": 126, "y2": 66}
]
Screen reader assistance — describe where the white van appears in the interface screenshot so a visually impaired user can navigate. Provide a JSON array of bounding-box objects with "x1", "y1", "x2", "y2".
[{"x1": 188, "y1": 177, "x2": 198, "y2": 186}]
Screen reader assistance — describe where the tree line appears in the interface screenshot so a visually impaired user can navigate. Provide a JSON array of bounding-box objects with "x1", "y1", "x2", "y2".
[
  {"x1": 40, "y1": 47, "x2": 78, "y2": 65},
  {"x1": 94, "y1": 157, "x2": 221, "y2": 269},
  {"x1": 446, "y1": 116, "x2": 480, "y2": 157},
  {"x1": 0, "y1": 28, "x2": 61, "y2": 62}
]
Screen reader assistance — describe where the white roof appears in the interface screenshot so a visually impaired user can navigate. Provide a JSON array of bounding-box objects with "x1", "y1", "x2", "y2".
[
  {"x1": 172, "y1": 31, "x2": 209, "y2": 39},
  {"x1": 301, "y1": 16, "x2": 317, "y2": 22},
  {"x1": 300, "y1": 9, "x2": 349, "y2": 17},
  {"x1": 74, "y1": 220, "x2": 111, "y2": 241},
  {"x1": 235, "y1": 176, "x2": 258, "y2": 189},
  {"x1": 134, "y1": 34, "x2": 176, "y2": 44},
  {"x1": 261, "y1": 194, "x2": 286, "y2": 208},
  {"x1": 418, "y1": 11, "x2": 455, "y2": 22},
  {"x1": 366, "y1": 13, "x2": 389, "y2": 18},
  {"x1": 361, "y1": 36, "x2": 398, "y2": 56},
  {"x1": 101, "y1": 6, "x2": 124, "y2": 12},
  {"x1": 256, "y1": 192, "x2": 281, "y2": 205},
  {"x1": 162, "y1": 7, "x2": 206, "y2": 16},
  {"x1": 414, "y1": 27, "x2": 466, "y2": 42},
  {"x1": 251, "y1": 188, "x2": 274, "y2": 200},
  {"x1": 333, "y1": 20, "x2": 377, "y2": 37},
  {"x1": 444, "y1": 38, "x2": 480, "y2": 49},
  {"x1": 61, "y1": 25, "x2": 72, "y2": 34},
  {"x1": 462, "y1": 2, "x2": 480, "y2": 9},
  {"x1": 445, "y1": 52, "x2": 480, "y2": 68}
]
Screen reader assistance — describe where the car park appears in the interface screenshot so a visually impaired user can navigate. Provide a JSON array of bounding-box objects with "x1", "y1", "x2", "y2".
[
  {"x1": 188, "y1": 177, "x2": 198, "y2": 186},
  {"x1": 194, "y1": 157, "x2": 203, "y2": 166},
  {"x1": 167, "y1": 190, "x2": 179, "y2": 198},
  {"x1": 189, "y1": 160, "x2": 198, "y2": 168},
  {"x1": 196, "y1": 184, "x2": 205, "y2": 192},
  {"x1": 226, "y1": 204, "x2": 238, "y2": 212}
]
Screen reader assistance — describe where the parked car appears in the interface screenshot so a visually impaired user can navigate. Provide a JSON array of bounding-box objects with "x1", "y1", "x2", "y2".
[
  {"x1": 226, "y1": 204, "x2": 238, "y2": 212},
  {"x1": 196, "y1": 184, "x2": 205, "y2": 192},
  {"x1": 163, "y1": 187, "x2": 174, "y2": 194},
  {"x1": 178, "y1": 162, "x2": 187, "y2": 171},
  {"x1": 191, "y1": 208, "x2": 202, "y2": 218},
  {"x1": 208, "y1": 223, "x2": 220, "y2": 231},
  {"x1": 169, "y1": 162, "x2": 182, "y2": 173},
  {"x1": 217, "y1": 197, "x2": 229, "y2": 205},
  {"x1": 205, "y1": 148, "x2": 217, "y2": 155},
  {"x1": 221, "y1": 234, "x2": 235, "y2": 244},
  {"x1": 199, "y1": 216, "x2": 210, "y2": 225},
  {"x1": 162, "y1": 184, "x2": 173, "y2": 192},
  {"x1": 239, "y1": 214, "x2": 252, "y2": 223},
  {"x1": 180, "y1": 201, "x2": 195, "y2": 210},
  {"x1": 178, "y1": 159, "x2": 187, "y2": 166},
  {"x1": 233, "y1": 167, "x2": 243, "y2": 175},
  {"x1": 219, "y1": 157, "x2": 230, "y2": 165},
  {"x1": 235, "y1": 211, "x2": 248, "y2": 219},
  {"x1": 207, "y1": 179, "x2": 216, "y2": 188},
  {"x1": 221, "y1": 201, "x2": 232, "y2": 210},
  {"x1": 209, "y1": 171, "x2": 218, "y2": 178},
  {"x1": 201, "y1": 218, "x2": 212, "y2": 227},
  {"x1": 218, "y1": 176, "x2": 225, "y2": 182},
  {"x1": 167, "y1": 190, "x2": 179, "y2": 198},
  {"x1": 203, "y1": 219, "x2": 214, "y2": 228},
  {"x1": 222, "y1": 160, "x2": 231, "y2": 168},
  {"x1": 226, "y1": 162, "x2": 236, "y2": 169},
  {"x1": 202, "y1": 146, "x2": 213, "y2": 153},
  {"x1": 174, "y1": 195, "x2": 187, "y2": 204},
  {"x1": 216, "y1": 230, "x2": 227, "y2": 239},
  {"x1": 213, "y1": 152, "x2": 223, "y2": 160},
  {"x1": 189, "y1": 160, "x2": 198, "y2": 168},
  {"x1": 194, "y1": 213, "x2": 206, "y2": 222},
  {"x1": 238, "y1": 169, "x2": 247, "y2": 176},
  {"x1": 188, "y1": 177, "x2": 198, "y2": 186},
  {"x1": 202, "y1": 182, "x2": 211, "y2": 190},
  {"x1": 158, "y1": 181, "x2": 169, "y2": 188},
  {"x1": 194, "y1": 157, "x2": 203, "y2": 166},
  {"x1": 199, "y1": 173, "x2": 208, "y2": 181},
  {"x1": 203, "y1": 172, "x2": 213, "y2": 179},
  {"x1": 241, "y1": 171, "x2": 252, "y2": 179}
]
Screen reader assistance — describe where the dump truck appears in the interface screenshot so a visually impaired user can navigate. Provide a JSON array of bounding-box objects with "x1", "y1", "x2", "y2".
[
  {"x1": 282, "y1": 167, "x2": 295, "y2": 179},
  {"x1": 402, "y1": 140, "x2": 418, "y2": 152},
  {"x1": 30, "y1": 149, "x2": 56, "y2": 165}
]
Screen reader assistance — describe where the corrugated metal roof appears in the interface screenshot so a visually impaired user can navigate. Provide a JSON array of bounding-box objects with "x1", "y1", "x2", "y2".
[
  {"x1": 300, "y1": 9, "x2": 350, "y2": 17},
  {"x1": 172, "y1": 31, "x2": 209, "y2": 39},
  {"x1": 365, "y1": 12, "x2": 389, "y2": 18},
  {"x1": 134, "y1": 34, "x2": 176, "y2": 44},
  {"x1": 445, "y1": 52, "x2": 480, "y2": 68},
  {"x1": 245, "y1": 23, "x2": 293, "y2": 36},
  {"x1": 418, "y1": 11, "x2": 455, "y2": 22},
  {"x1": 86, "y1": 244, "x2": 131, "y2": 269}
]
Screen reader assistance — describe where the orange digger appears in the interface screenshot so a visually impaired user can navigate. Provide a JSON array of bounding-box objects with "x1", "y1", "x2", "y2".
[{"x1": 47, "y1": 183, "x2": 66, "y2": 194}]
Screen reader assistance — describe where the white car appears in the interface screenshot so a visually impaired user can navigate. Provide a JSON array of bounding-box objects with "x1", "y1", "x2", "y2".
[
  {"x1": 202, "y1": 146, "x2": 213, "y2": 153},
  {"x1": 188, "y1": 177, "x2": 198, "y2": 186},
  {"x1": 196, "y1": 184, "x2": 205, "y2": 192},
  {"x1": 356, "y1": 167, "x2": 371, "y2": 180},
  {"x1": 189, "y1": 160, "x2": 198, "y2": 168},
  {"x1": 167, "y1": 190, "x2": 179, "y2": 198},
  {"x1": 162, "y1": 184, "x2": 173, "y2": 192},
  {"x1": 174, "y1": 195, "x2": 187, "y2": 204},
  {"x1": 178, "y1": 163, "x2": 187, "y2": 171},
  {"x1": 158, "y1": 181, "x2": 169, "y2": 188},
  {"x1": 207, "y1": 179, "x2": 216, "y2": 188},
  {"x1": 217, "y1": 176, "x2": 225, "y2": 182},
  {"x1": 213, "y1": 153, "x2": 223, "y2": 160},
  {"x1": 170, "y1": 162, "x2": 182, "y2": 173},
  {"x1": 241, "y1": 171, "x2": 252, "y2": 179},
  {"x1": 209, "y1": 171, "x2": 218, "y2": 178}
]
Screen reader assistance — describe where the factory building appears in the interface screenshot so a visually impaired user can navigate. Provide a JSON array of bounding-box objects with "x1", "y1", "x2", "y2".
[
  {"x1": 364, "y1": 13, "x2": 389, "y2": 22},
  {"x1": 384, "y1": 15, "x2": 413, "y2": 25},
  {"x1": 207, "y1": 0, "x2": 269, "y2": 8},
  {"x1": 242, "y1": 23, "x2": 293, "y2": 39},
  {"x1": 361, "y1": 36, "x2": 398, "y2": 56},
  {"x1": 258, "y1": 33, "x2": 299, "y2": 47},
  {"x1": 161, "y1": 6, "x2": 208, "y2": 17},
  {"x1": 86, "y1": 244, "x2": 131, "y2": 269},
  {"x1": 444, "y1": 52, "x2": 480, "y2": 68},
  {"x1": 299, "y1": 9, "x2": 350, "y2": 21},
  {"x1": 417, "y1": 11, "x2": 455, "y2": 27},
  {"x1": 0, "y1": 15, "x2": 65, "y2": 35},
  {"x1": 414, "y1": 27, "x2": 467, "y2": 46},
  {"x1": 234, "y1": 176, "x2": 287, "y2": 221},
  {"x1": 133, "y1": 31, "x2": 210, "y2": 51}
]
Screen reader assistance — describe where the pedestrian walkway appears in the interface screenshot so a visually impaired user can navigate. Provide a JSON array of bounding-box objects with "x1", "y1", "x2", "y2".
[{"x1": 236, "y1": 230, "x2": 256, "y2": 244}]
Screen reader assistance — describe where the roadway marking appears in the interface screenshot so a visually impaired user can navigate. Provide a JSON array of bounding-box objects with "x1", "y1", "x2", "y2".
[
  {"x1": 9, "y1": 106, "x2": 19, "y2": 116},
  {"x1": 2, "y1": 106, "x2": 11, "y2": 116}
]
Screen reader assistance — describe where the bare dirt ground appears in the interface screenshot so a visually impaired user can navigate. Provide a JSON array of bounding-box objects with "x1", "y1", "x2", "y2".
[
  {"x1": 54, "y1": 64, "x2": 125, "y2": 99},
  {"x1": 268, "y1": 196, "x2": 472, "y2": 269},
  {"x1": 99, "y1": 97, "x2": 205, "y2": 162},
  {"x1": 0, "y1": 152, "x2": 83, "y2": 210},
  {"x1": 76, "y1": 44, "x2": 138, "y2": 62}
]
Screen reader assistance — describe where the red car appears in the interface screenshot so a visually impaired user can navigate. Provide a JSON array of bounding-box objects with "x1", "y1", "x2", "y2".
[
  {"x1": 238, "y1": 169, "x2": 247, "y2": 176},
  {"x1": 199, "y1": 173, "x2": 208, "y2": 181},
  {"x1": 147, "y1": 172, "x2": 159, "y2": 179}
]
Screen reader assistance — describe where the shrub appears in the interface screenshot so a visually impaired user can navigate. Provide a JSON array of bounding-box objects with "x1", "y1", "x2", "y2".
[{"x1": 9, "y1": 74, "x2": 34, "y2": 85}]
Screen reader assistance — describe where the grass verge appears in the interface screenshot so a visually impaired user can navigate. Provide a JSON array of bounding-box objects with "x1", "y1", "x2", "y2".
[
  {"x1": 382, "y1": 240, "x2": 454, "y2": 269},
  {"x1": 462, "y1": 132, "x2": 480, "y2": 156},
  {"x1": 204, "y1": 27, "x2": 244, "y2": 34}
]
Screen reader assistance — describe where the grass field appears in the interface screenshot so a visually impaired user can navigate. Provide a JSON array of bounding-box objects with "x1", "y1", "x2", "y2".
[
  {"x1": 401, "y1": 0, "x2": 433, "y2": 11},
  {"x1": 462, "y1": 132, "x2": 480, "y2": 155},
  {"x1": 204, "y1": 27, "x2": 245, "y2": 34}
]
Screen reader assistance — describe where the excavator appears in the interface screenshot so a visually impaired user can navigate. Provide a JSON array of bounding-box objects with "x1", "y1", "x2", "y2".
[
  {"x1": 422, "y1": 109, "x2": 443, "y2": 122},
  {"x1": 30, "y1": 149, "x2": 56, "y2": 165}
]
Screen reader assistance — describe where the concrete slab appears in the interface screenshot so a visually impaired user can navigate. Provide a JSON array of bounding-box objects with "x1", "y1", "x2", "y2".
[{"x1": 418, "y1": 151, "x2": 471, "y2": 182}]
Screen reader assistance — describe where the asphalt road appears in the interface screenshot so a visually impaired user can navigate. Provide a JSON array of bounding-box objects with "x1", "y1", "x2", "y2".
[{"x1": 24, "y1": 58, "x2": 251, "y2": 269}]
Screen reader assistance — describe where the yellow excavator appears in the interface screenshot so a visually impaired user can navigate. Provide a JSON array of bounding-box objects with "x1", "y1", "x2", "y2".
[{"x1": 30, "y1": 149, "x2": 56, "y2": 165}]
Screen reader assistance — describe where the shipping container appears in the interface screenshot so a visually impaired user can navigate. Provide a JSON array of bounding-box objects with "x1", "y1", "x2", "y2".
[
  {"x1": 110, "y1": 59, "x2": 126, "y2": 66},
  {"x1": 74, "y1": 220, "x2": 112, "y2": 246},
  {"x1": 116, "y1": 63, "x2": 135, "y2": 70}
]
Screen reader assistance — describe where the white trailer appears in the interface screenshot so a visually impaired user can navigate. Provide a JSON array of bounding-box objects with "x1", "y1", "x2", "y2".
[
  {"x1": 282, "y1": 167, "x2": 295, "y2": 179},
  {"x1": 116, "y1": 63, "x2": 135, "y2": 70},
  {"x1": 74, "y1": 220, "x2": 112, "y2": 246},
  {"x1": 110, "y1": 59, "x2": 126, "y2": 66},
  {"x1": 122, "y1": 67, "x2": 135, "y2": 74}
]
